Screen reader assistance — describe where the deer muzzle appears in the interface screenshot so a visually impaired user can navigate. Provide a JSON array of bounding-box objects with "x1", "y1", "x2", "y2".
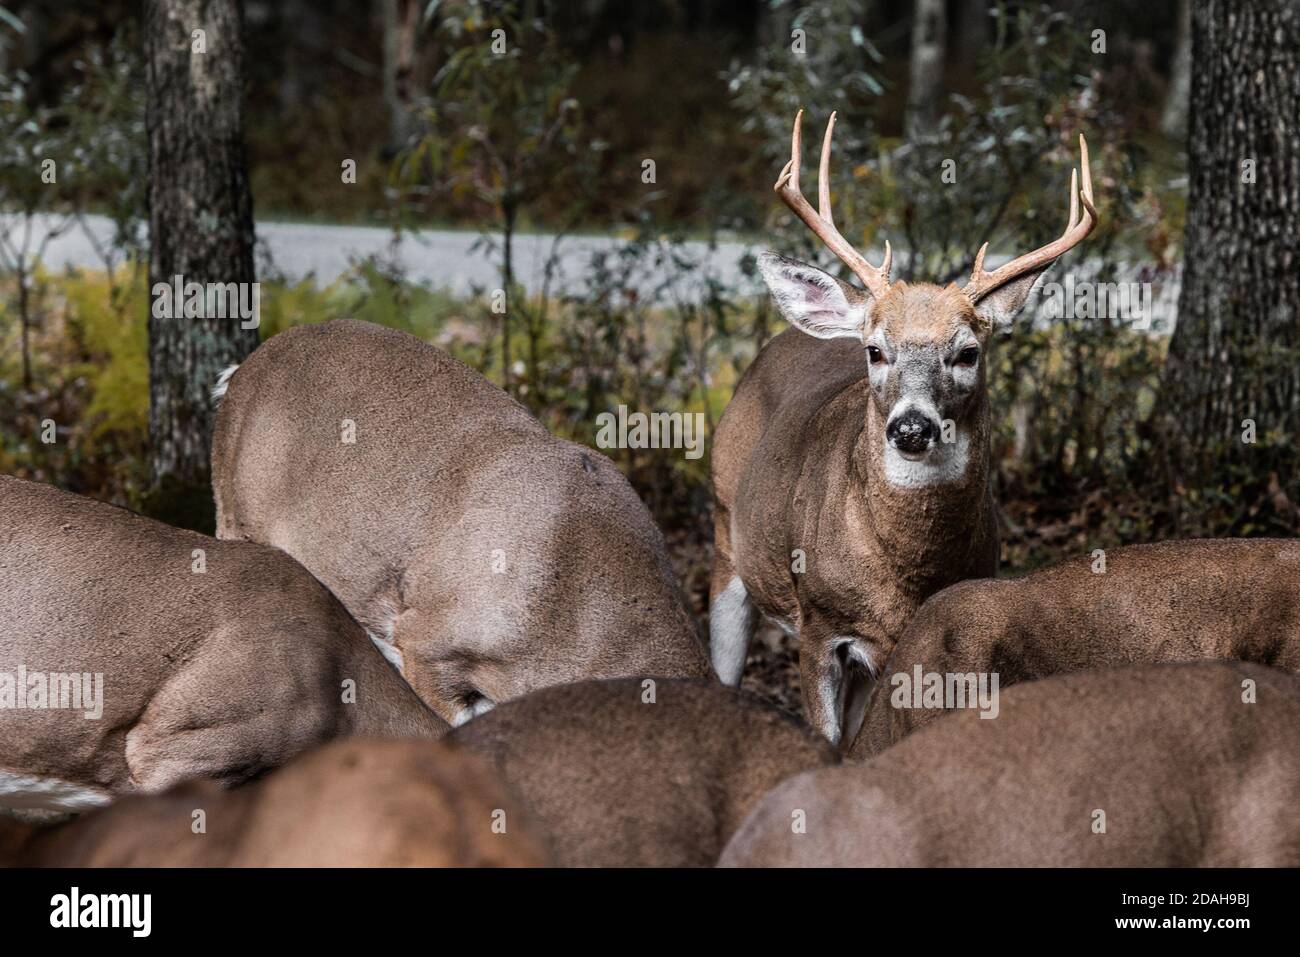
[{"x1": 886, "y1": 407, "x2": 940, "y2": 456}]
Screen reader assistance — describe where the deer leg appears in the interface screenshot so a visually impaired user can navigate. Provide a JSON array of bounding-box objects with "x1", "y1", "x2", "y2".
[
  {"x1": 709, "y1": 548, "x2": 758, "y2": 687},
  {"x1": 125, "y1": 631, "x2": 341, "y2": 792},
  {"x1": 799, "y1": 622, "x2": 843, "y2": 746},
  {"x1": 799, "y1": 621, "x2": 878, "y2": 749}
]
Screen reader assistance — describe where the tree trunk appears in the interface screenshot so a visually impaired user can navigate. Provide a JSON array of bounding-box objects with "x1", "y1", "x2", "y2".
[
  {"x1": 381, "y1": 0, "x2": 419, "y2": 153},
  {"x1": 956, "y1": 0, "x2": 988, "y2": 65},
  {"x1": 1161, "y1": 0, "x2": 1193, "y2": 138},
  {"x1": 1162, "y1": 0, "x2": 1300, "y2": 507},
  {"x1": 277, "y1": 0, "x2": 321, "y2": 115},
  {"x1": 501, "y1": 203, "x2": 516, "y2": 395},
  {"x1": 18, "y1": 266, "x2": 31, "y2": 391},
  {"x1": 144, "y1": 0, "x2": 259, "y2": 529},
  {"x1": 905, "y1": 0, "x2": 947, "y2": 140}
]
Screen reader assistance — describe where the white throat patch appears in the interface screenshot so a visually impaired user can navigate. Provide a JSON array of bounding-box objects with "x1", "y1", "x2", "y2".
[{"x1": 883, "y1": 430, "x2": 972, "y2": 488}]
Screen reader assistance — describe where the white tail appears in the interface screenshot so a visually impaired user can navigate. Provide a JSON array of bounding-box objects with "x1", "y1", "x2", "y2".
[{"x1": 211, "y1": 363, "x2": 240, "y2": 402}]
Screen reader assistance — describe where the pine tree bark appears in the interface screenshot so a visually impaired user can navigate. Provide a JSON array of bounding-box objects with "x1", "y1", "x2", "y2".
[
  {"x1": 144, "y1": 0, "x2": 258, "y2": 528},
  {"x1": 1162, "y1": 0, "x2": 1300, "y2": 506}
]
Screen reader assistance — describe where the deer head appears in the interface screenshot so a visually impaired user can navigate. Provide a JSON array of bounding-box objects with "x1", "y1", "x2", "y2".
[{"x1": 759, "y1": 110, "x2": 1097, "y2": 483}]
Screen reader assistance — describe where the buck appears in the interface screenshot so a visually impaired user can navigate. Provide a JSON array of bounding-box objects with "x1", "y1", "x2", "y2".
[
  {"x1": 721, "y1": 661, "x2": 1300, "y2": 867},
  {"x1": 1, "y1": 738, "x2": 548, "y2": 866},
  {"x1": 0, "y1": 476, "x2": 445, "y2": 814},
  {"x1": 852, "y1": 538, "x2": 1300, "y2": 755},
  {"x1": 211, "y1": 319, "x2": 711, "y2": 726},
  {"x1": 449, "y1": 677, "x2": 836, "y2": 866},
  {"x1": 710, "y1": 110, "x2": 1098, "y2": 744}
]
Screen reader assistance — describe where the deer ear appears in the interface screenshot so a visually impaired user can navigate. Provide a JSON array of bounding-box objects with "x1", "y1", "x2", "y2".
[
  {"x1": 970, "y1": 264, "x2": 1053, "y2": 330},
  {"x1": 758, "y1": 252, "x2": 868, "y2": 340}
]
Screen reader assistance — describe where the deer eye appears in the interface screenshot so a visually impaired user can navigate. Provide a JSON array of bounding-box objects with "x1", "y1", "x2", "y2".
[
  {"x1": 866, "y1": 345, "x2": 886, "y2": 365},
  {"x1": 954, "y1": 346, "x2": 980, "y2": 367}
]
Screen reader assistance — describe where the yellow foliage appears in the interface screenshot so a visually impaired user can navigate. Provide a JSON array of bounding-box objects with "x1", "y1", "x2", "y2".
[{"x1": 61, "y1": 266, "x2": 150, "y2": 439}]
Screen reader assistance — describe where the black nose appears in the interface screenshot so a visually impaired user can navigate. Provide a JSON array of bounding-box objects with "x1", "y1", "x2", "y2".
[{"x1": 886, "y1": 409, "x2": 939, "y2": 453}]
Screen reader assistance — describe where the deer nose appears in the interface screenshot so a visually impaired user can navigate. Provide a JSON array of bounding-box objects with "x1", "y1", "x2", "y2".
[{"x1": 886, "y1": 408, "x2": 939, "y2": 454}]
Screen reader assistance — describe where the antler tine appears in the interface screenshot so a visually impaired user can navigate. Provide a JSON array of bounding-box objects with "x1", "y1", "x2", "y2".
[
  {"x1": 963, "y1": 133, "x2": 1099, "y2": 303},
  {"x1": 1078, "y1": 134, "x2": 1098, "y2": 226},
  {"x1": 1066, "y1": 169, "x2": 1079, "y2": 233},
  {"x1": 786, "y1": 108, "x2": 804, "y2": 193},
  {"x1": 772, "y1": 109, "x2": 891, "y2": 300},
  {"x1": 818, "y1": 112, "x2": 836, "y2": 222},
  {"x1": 1080, "y1": 133, "x2": 1094, "y2": 205}
]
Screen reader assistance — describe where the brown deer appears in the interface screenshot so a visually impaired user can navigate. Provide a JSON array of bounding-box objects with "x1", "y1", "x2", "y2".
[
  {"x1": 710, "y1": 110, "x2": 1098, "y2": 745},
  {"x1": 449, "y1": 677, "x2": 836, "y2": 866},
  {"x1": 852, "y1": 538, "x2": 1300, "y2": 756},
  {"x1": 0, "y1": 475, "x2": 445, "y2": 814},
  {"x1": 2, "y1": 738, "x2": 548, "y2": 867},
  {"x1": 211, "y1": 319, "x2": 711, "y2": 728},
  {"x1": 721, "y1": 661, "x2": 1300, "y2": 867}
]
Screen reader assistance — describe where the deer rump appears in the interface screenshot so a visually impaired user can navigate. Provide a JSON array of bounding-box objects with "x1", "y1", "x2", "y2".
[
  {"x1": 0, "y1": 475, "x2": 440, "y2": 812},
  {"x1": 211, "y1": 319, "x2": 710, "y2": 726},
  {"x1": 853, "y1": 537, "x2": 1300, "y2": 755},
  {"x1": 5, "y1": 738, "x2": 549, "y2": 867},
  {"x1": 721, "y1": 660, "x2": 1300, "y2": 867}
]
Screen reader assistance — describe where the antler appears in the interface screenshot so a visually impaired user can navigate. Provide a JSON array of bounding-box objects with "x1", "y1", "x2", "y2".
[
  {"x1": 963, "y1": 134, "x2": 1098, "y2": 303},
  {"x1": 774, "y1": 109, "x2": 892, "y2": 301}
]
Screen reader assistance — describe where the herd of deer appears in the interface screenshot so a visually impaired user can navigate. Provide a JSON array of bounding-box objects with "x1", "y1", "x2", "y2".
[{"x1": 2, "y1": 113, "x2": 1298, "y2": 868}]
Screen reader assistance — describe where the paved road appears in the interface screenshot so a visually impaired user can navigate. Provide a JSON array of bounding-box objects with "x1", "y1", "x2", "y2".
[{"x1": 16, "y1": 213, "x2": 758, "y2": 300}]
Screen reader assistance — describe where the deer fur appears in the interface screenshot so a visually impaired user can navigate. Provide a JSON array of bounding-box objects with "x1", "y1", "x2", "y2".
[
  {"x1": 721, "y1": 660, "x2": 1300, "y2": 867},
  {"x1": 449, "y1": 677, "x2": 836, "y2": 866},
  {"x1": 0, "y1": 475, "x2": 445, "y2": 812},
  {"x1": 2, "y1": 738, "x2": 548, "y2": 866},
  {"x1": 212, "y1": 319, "x2": 711, "y2": 726},
  {"x1": 710, "y1": 281, "x2": 1007, "y2": 746},
  {"x1": 852, "y1": 538, "x2": 1300, "y2": 756},
  {"x1": 712, "y1": 120, "x2": 1098, "y2": 747}
]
